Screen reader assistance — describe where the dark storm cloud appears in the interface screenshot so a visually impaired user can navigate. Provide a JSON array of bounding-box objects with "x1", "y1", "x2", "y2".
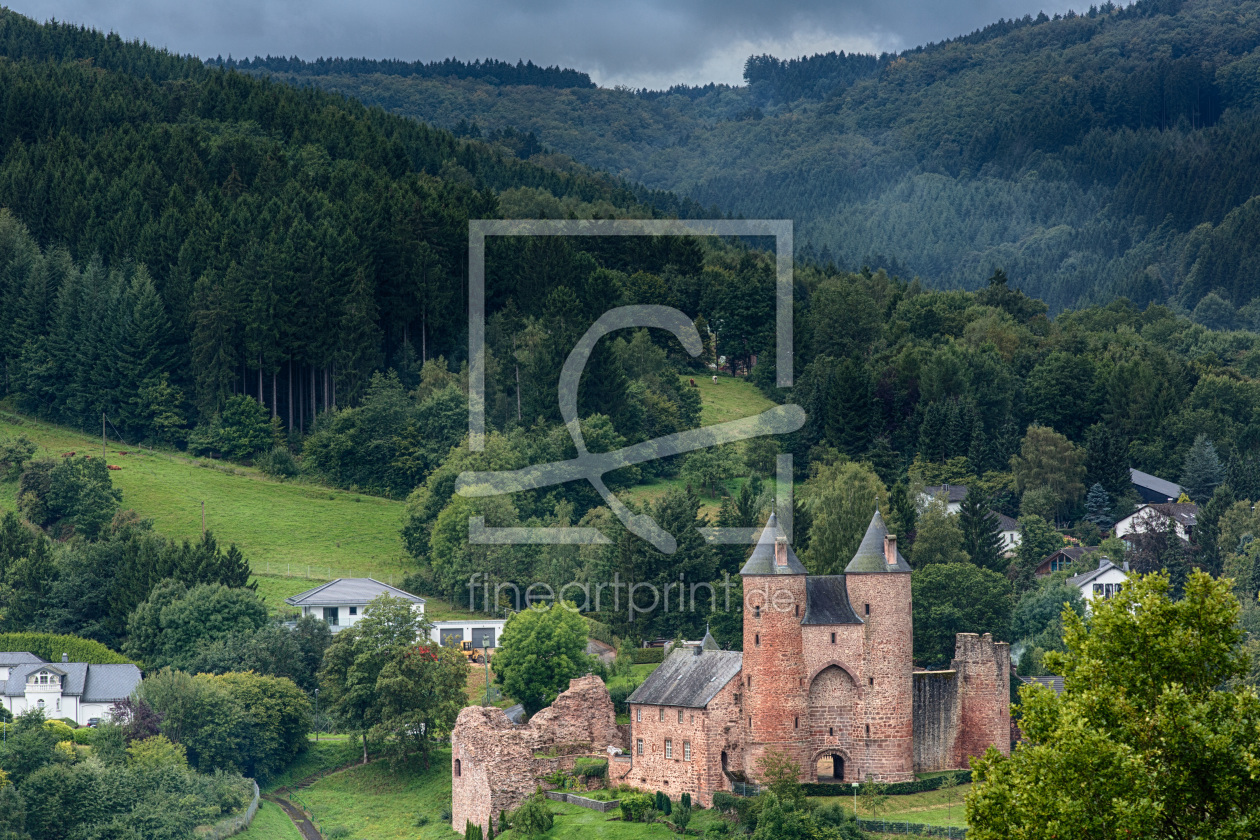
[{"x1": 10, "y1": 1, "x2": 1079, "y2": 87}]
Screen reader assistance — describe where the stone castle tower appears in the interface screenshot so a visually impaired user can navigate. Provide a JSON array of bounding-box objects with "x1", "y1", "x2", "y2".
[{"x1": 740, "y1": 510, "x2": 915, "y2": 783}]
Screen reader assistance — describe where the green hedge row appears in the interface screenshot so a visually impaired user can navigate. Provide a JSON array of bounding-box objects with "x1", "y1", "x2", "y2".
[
  {"x1": 0, "y1": 632, "x2": 134, "y2": 664},
  {"x1": 585, "y1": 618, "x2": 617, "y2": 648},
  {"x1": 631, "y1": 647, "x2": 665, "y2": 665},
  {"x1": 800, "y1": 770, "x2": 971, "y2": 798}
]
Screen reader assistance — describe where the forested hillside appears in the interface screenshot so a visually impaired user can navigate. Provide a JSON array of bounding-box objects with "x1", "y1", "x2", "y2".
[{"x1": 252, "y1": 0, "x2": 1260, "y2": 315}]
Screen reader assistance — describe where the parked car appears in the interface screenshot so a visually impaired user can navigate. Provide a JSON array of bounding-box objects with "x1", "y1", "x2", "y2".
[{"x1": 86, "y1": 718, "x2": 100, "y2": 728}]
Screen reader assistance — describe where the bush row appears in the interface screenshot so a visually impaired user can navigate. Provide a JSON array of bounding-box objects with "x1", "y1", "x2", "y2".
[
  {"x1": 799, "y1": 770, "x2": 971, "y2": 798},
  {"x1": 585, "y1": 618, "x2": 616, "y2": 648},
  {"x1": 631, "y1": 647, "x2": 665, "y2": 665},
  {"x1": 0, "y1": 632, "x2": 133, "y2": 664}
]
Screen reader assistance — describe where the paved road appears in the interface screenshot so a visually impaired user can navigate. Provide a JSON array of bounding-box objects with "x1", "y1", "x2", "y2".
[{"x1": 266, "y1": 795, "x2": 323, "y2": 840}]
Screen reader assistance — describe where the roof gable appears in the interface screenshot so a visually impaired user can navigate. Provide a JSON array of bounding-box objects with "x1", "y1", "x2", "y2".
[
  {"x1": 285, "y1": 578, "x2": 426, "y2": 607},
  {"x1": 626, "y1": 649, "x2": 742, "y2": 708}
]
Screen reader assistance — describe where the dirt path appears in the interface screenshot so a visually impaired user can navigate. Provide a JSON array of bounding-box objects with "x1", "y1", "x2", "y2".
[{"x1": 266, "y1": 795, "x2": 323, "y2": 840}]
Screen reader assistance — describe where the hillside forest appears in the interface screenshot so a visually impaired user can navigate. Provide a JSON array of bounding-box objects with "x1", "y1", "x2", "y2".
[
  {"x1": 0, "y1": 2, "x2": 1258, "y2": 731},
  {"x1": 243, "y1": 0, "x2": 1260, "y2": 318}
]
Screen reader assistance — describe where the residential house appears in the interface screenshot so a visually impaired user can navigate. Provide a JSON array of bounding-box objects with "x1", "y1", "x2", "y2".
[
  {"x1": 1018, "y1": 674, "x2": 1064, "y2": 697},
  {"x1": 921, "y1": 486, "x2": 1022, "y2": 553},
  {"x1": 1035, "y1": 545, "x2": 1100, "y2": 577},
  {"x1": 430, "y1": 619, "x2": 507, "y2": 650},
  {"x1": 0, "y1": 653, "x2": 141, "y2": 726},
  {"x1": 1130, "y1": 468, "x2": 1182, "y2": 504},
  {"x1": 921, "y1": 485, "x2": 968, "y2": 514},
  {"x1": 1114, "y1": 503, "x2": 1197, "y2": 543},
  {"x1": 285, "y1": 578, "x2": 425, "y2": 632},
  {"x1": 1066, "y1": 557, "x2": 1130, "y2": 612},
  {"x1": 0, "y1": 652, "x2": 44, "y2": 682}
]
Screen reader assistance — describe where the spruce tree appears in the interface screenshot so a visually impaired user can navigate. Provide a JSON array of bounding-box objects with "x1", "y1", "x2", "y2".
[
  {"x1": 1181, "y1": 434, "x2": 1224, "y2": 503},
  {"x1": 1192, "y1": 484, "x2": 1234, "y2": 576},
  {"x1": 1084, "y1": 483, "x2": 1113, "y2": 529},
  {"x1": 1085, "y1": 423, "x2": 1130, "y2": 497},
  {"x1": 960, "y1": 489, "x2": 1006, "y2": 572}
]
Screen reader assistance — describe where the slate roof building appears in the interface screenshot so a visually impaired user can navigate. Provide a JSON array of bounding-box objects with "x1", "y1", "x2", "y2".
[
  {"x1": 920, "y1": 486, "x2": 1021, "y2": 553},
  {"x1": 1130, "y1": 468, "x2": 1182, "y2": 504},
  {"x1": 285, "y1": 578, "x2": 425, "y2": 632},
  {"x1": 1035, "y1": 545, "x2": 1101, "y2": 577},
  {"x1": 1066, "y1": 557, "x2": 1130, "y2": 611},
  {"x1": 0, "y1": 653, "x2": 141, "y2": 726},
  {"x1": 623, "y1": 511, "x2": 1011, "y2": 804},
  {"x1": 1114, "y1": 503, "x2": 1197, "y2": 542}
]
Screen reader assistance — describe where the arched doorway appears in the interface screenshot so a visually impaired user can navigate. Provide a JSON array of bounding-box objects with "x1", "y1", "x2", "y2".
[{"x1": 815, "y1": 754, "x2": 844, "y2": 782}]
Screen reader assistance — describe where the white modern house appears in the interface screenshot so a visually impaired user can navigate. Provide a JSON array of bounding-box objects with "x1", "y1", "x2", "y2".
[
  {"x1": 994, "y1": 511, "x2": 1022, "y2": 554},
  {"x1": 1067, "y1": 557, "x2": 1130, "y2": 613},
  {"x1": 1, "y1": 653, "x2": 141, "y2": 726},
  {"x1": 430, "y1": 619, "x2": 508, "y2": 650},
  {"x1": 285, "y1": 578, "x2": 425, "y2": 632},
  {"x1": 1114, "y1": 503, "x2": 1197, "y2": 542}
]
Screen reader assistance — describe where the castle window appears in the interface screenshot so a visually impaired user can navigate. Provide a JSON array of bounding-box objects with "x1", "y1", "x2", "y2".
[
  {"x1": 734, "y1": 694, "x2": 740, "y2": 704},
  {"x1": 755, "y1": 634, "x2": 760, "y2": 647},
  {"x1": 831, "y1": 632, "x2": 836, "y2": 643},
  {"x1": 454, "y1": 759, "x2": 461, "y2": 777},
  {"x1": 869, "y1": 678, "x2": 874, "y2": 687},
  {"x1": 684, "y1": 741, "x2": 691, "y2": 761},
  {"x1": 864, "y1": 603, "x2": 870, "y2": 615},
  {"x1": 794, "y1": 716, "x2": 799, "y2": 729},
  {"x1": 637, "y1": 739, "x2": 643, "y2": 756},
  {"x1": 748, "y1": 676, "x2": 752, "y2": 688},
  {"x1": 754, "y1": 605, "x2": 760, "y2": 619},
  {"x1": 865, "y1": 724, "x2": 870, "y2": 736},
  {"x1": 665, "y1": 739, "x2": 673, "y2": 759},
  {"x1": 829, "y1": 727, "x2": 834, "y2": 736},
  {"x1": 794, "y1": 605, "x2": 799, "y2": 616},
  {"x1": 660, "y1": 708, "x2": 665, "y2": 722},
  {"x1": 678, "y1": 710, "x2": 684, "y2": 724},
  {"x1": 636, "y1": 707, "x2": 642, "y2": 722}
]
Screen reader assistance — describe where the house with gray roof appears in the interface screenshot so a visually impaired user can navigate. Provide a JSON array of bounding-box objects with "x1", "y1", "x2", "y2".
[
  {"x1": 0, "y1": 653, "x2": 141, "y2": 726},
  {"x1": 1067, "y1": 557, "x2": 1130, "y2": 612},
  {"x1": 1130, "y1": 468, "x2": 1182, "y2": 504},
  {"x1": 284, "y1": 578, "x2": 425, "y2": 632}
]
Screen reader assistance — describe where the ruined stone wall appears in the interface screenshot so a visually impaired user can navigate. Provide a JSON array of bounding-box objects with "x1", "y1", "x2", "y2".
[
  {"x1": 912, "y1": 670, "x2": 960, "y2": 773},
  {"x1": 842, "y1": 572, "x2": 914, "y2": 781},
  {"x1": 451, "y1": 675, "x2": 627, "y2": 834},
  {"x1": 952, "y1": 633, "x2": 1011, "y2": 767},
  {"x1": 742, "y1": 574, "x2": 811, "y2": 777}
]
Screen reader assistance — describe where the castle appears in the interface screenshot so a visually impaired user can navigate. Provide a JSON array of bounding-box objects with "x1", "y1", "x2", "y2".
[{"x1": 451, "y1": 510, "x2": 1010, "y2": 831}]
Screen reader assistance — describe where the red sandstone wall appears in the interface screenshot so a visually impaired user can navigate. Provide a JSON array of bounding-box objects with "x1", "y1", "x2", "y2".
[
  {"x1": 952, "y1": 633, "x2": 1011, "y2": 767},
  {"x1": 742, "y1": 574, "x2": 811, "y2": 778},
  {"x1": 842, "y1": 573, "x2": 915, "y2": 781}
]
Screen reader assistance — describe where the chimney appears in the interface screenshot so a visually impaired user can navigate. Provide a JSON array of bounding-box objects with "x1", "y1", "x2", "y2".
[
  {"x1": 1099, "y1": 557, "x2": 1107, "y2": 570},
  {"x1": 1122, "y1": 561, "x2": 1130, "y2": 573},
  {"x1": 884, "y1": 534, "x2": 898, "y2": 565},
  {"x1": 693, "y1": 644, "x2": 702, "y2": 656},
  {"x1": 774, "y1": 536, "x2": 788, "y2": 566},
  {"x1": 61, "y1": 653, "x2": 68, "y2": 663}
]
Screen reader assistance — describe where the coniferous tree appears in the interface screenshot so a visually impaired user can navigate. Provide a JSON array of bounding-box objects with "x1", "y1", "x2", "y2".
[
  {"x1": 1181, "y1": 434, "x2": 1224, "y2": 504},
  {"x1": 960, "y1": 490, "x2": 1006, "y2": 573},
  {"x1": 1084, "y1": 483, "x2": 1113, "y2": 530},
  {"x1": 1192, "y1": 484, "x2": 1234, "y2": 577},
  {"x1": 1084, "y1": 423, "x2": 1130, "y2": 498}
]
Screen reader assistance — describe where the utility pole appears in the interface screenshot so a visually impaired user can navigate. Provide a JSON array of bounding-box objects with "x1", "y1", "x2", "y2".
[
  {"x1": 201, "y1": 502, "x2": 206, "y2": 536},
  {"x1": 102, "y1": 412, "x2": 106, "y2": 460}
]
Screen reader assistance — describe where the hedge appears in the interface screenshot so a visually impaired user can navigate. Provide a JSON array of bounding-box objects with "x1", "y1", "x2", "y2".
[
  {"x1": 800, "y1": 771, "x2": 971, "y2": 798},
  {"x1": 0, "y1": 633, "x2": 134, "y2": 665},
  {"x1": 585, "y1": 618, "x2": 617, "y2": 648},
  {"x1": 631, "y1": 647, "x2": 665, "y2": 665}
]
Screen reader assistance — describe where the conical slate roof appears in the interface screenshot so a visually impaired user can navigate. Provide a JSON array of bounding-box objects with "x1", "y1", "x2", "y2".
[
  {"x1": 844, "y1": 510, "x2": 911, "y2": 573},
  {"x1": 701, "y1": 627, "x2": 721, "y2": 651},
  {"x1": 739, "y1": 513, "x2": 808, "y2": 575}
]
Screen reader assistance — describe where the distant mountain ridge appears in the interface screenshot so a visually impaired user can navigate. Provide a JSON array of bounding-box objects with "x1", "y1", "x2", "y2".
[{"x1": 238, "y1": 0, "x2": 1260, "y2": 320}]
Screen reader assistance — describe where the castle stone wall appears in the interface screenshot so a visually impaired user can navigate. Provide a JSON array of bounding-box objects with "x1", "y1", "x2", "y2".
[{"x1": 912, "y1": 670, "x2": 959, "y2": 773}]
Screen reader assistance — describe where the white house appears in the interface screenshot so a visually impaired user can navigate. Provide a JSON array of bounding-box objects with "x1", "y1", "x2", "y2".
[
  {"x1": 1, "y1": 653, "x2": 141, "y2": 726},
  {"x1": 1067, "y1": 558, "x2": 1130, "y2": 612},
  {"x1": 0, "y1": 652, "x2": 44, "y2": 682},
  {"x1": 430, "y1": 619, "x2": 508, "y2": 650},
  {"x1": 285, "y1": 578, "x2": 425, "y2": 632},
  {"x1": 921, "y1": 484, "x2": 968, "y2": 514},
  {"x1": 1114, "y1": 503, "x2": 1197, "y2": 542},
  {"x1": 994, "y1": 511, "x2": 1022, "y2": 554}
]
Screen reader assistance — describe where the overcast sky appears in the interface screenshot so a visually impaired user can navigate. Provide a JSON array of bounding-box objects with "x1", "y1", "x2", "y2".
[{"x1": 12, "y1": 1, "x2": 1081, "y2": 89}]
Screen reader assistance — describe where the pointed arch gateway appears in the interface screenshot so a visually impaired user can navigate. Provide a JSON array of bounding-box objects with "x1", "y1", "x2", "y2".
[{"x1": 809, "y1": 663, "x2": 859, "y2": 778}]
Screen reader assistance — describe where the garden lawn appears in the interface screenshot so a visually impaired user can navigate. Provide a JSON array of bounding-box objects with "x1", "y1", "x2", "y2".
[
  {"x1": 812, "y1": 783, "x2": 972, "y2": 829},
  {"x1": 0, "y1": 411, "x2": 408, "y2": 576},
  {"x1": 235, "y1": 801, "x2": 304, "y2": 840},
  {"x1": 300, "y1": 752, "x2": 461, "y2": 839},
  {"x1": 681, "y1": 375, "x2": 776, "y2": 427},
  {"x1": 498, "y1": 800, "x2": 725, "y2": 839}
]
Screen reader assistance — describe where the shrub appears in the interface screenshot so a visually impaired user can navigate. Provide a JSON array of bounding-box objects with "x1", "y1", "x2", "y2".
[
  {"x1": 711, "y1": 791, "x2": 738, "y2": 813},
  {"x1": 187, "y1": 395, "x2": 282, "y2": 462},
  {"x1": 0, "y1": 435, "x2": 36, "y2": 480},
  {"x1": 509, "y1": 792, "x2": 553, "y2": 837},
  {"x1": 43, "y1": 720, "x2": 74, "y2": 742},
  {"x1": 0, "y1": 632, "x2": 133, "y2": 664},
  {"x1": 631, "y1": 647, "x2": 665, "y2": 665},
  {"x1": 607, "y1": 681, "x2": 642, "y2": 714},
  {"x1": 619, "y1": 792, "x2": 654, "y2": 823},
  {"x1": 574, "y1": 757, "x2": 608, "y2": 780},
  {"x1": 256, "y1": 446, "x2": 299, "y2": 478}
]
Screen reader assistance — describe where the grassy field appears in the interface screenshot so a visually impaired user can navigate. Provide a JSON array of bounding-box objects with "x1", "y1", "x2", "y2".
[
  {"x1": 235, "y1": 801, "x2": 305, "y2": 840},
  {"x1": 683, "y1": 374, "x2": 776, "y2": 427},
  {"x1": 813, "y1": 784, "x2": 972, "y2": 829},
  {"x1": 301, "y1": 751, "x2": 462, "y2": 839},
  {"x1": 263, "y1": 739, "x2": 363, "y2": 794},
  {"x1": 0, "y1": 411, "x2": 409, "y2": 577}
]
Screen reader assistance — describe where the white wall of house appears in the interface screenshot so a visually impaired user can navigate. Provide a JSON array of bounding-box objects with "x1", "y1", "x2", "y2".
[
  {"x1": 999, "y1": 528, "x2": 1022, "y2": 552},
  {"x1": 1115, "y1": 506, "x2": 1190, "y2": 541},
  {"x1": 429, "y1": 620, "x2": 507, "y2": 650},
  {"x1": 1074, "y1": 567, "x2": 1129, "y2": 612},
  {"x1": 302, "y1": 601, "x2": 425, "y2": 633}
]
